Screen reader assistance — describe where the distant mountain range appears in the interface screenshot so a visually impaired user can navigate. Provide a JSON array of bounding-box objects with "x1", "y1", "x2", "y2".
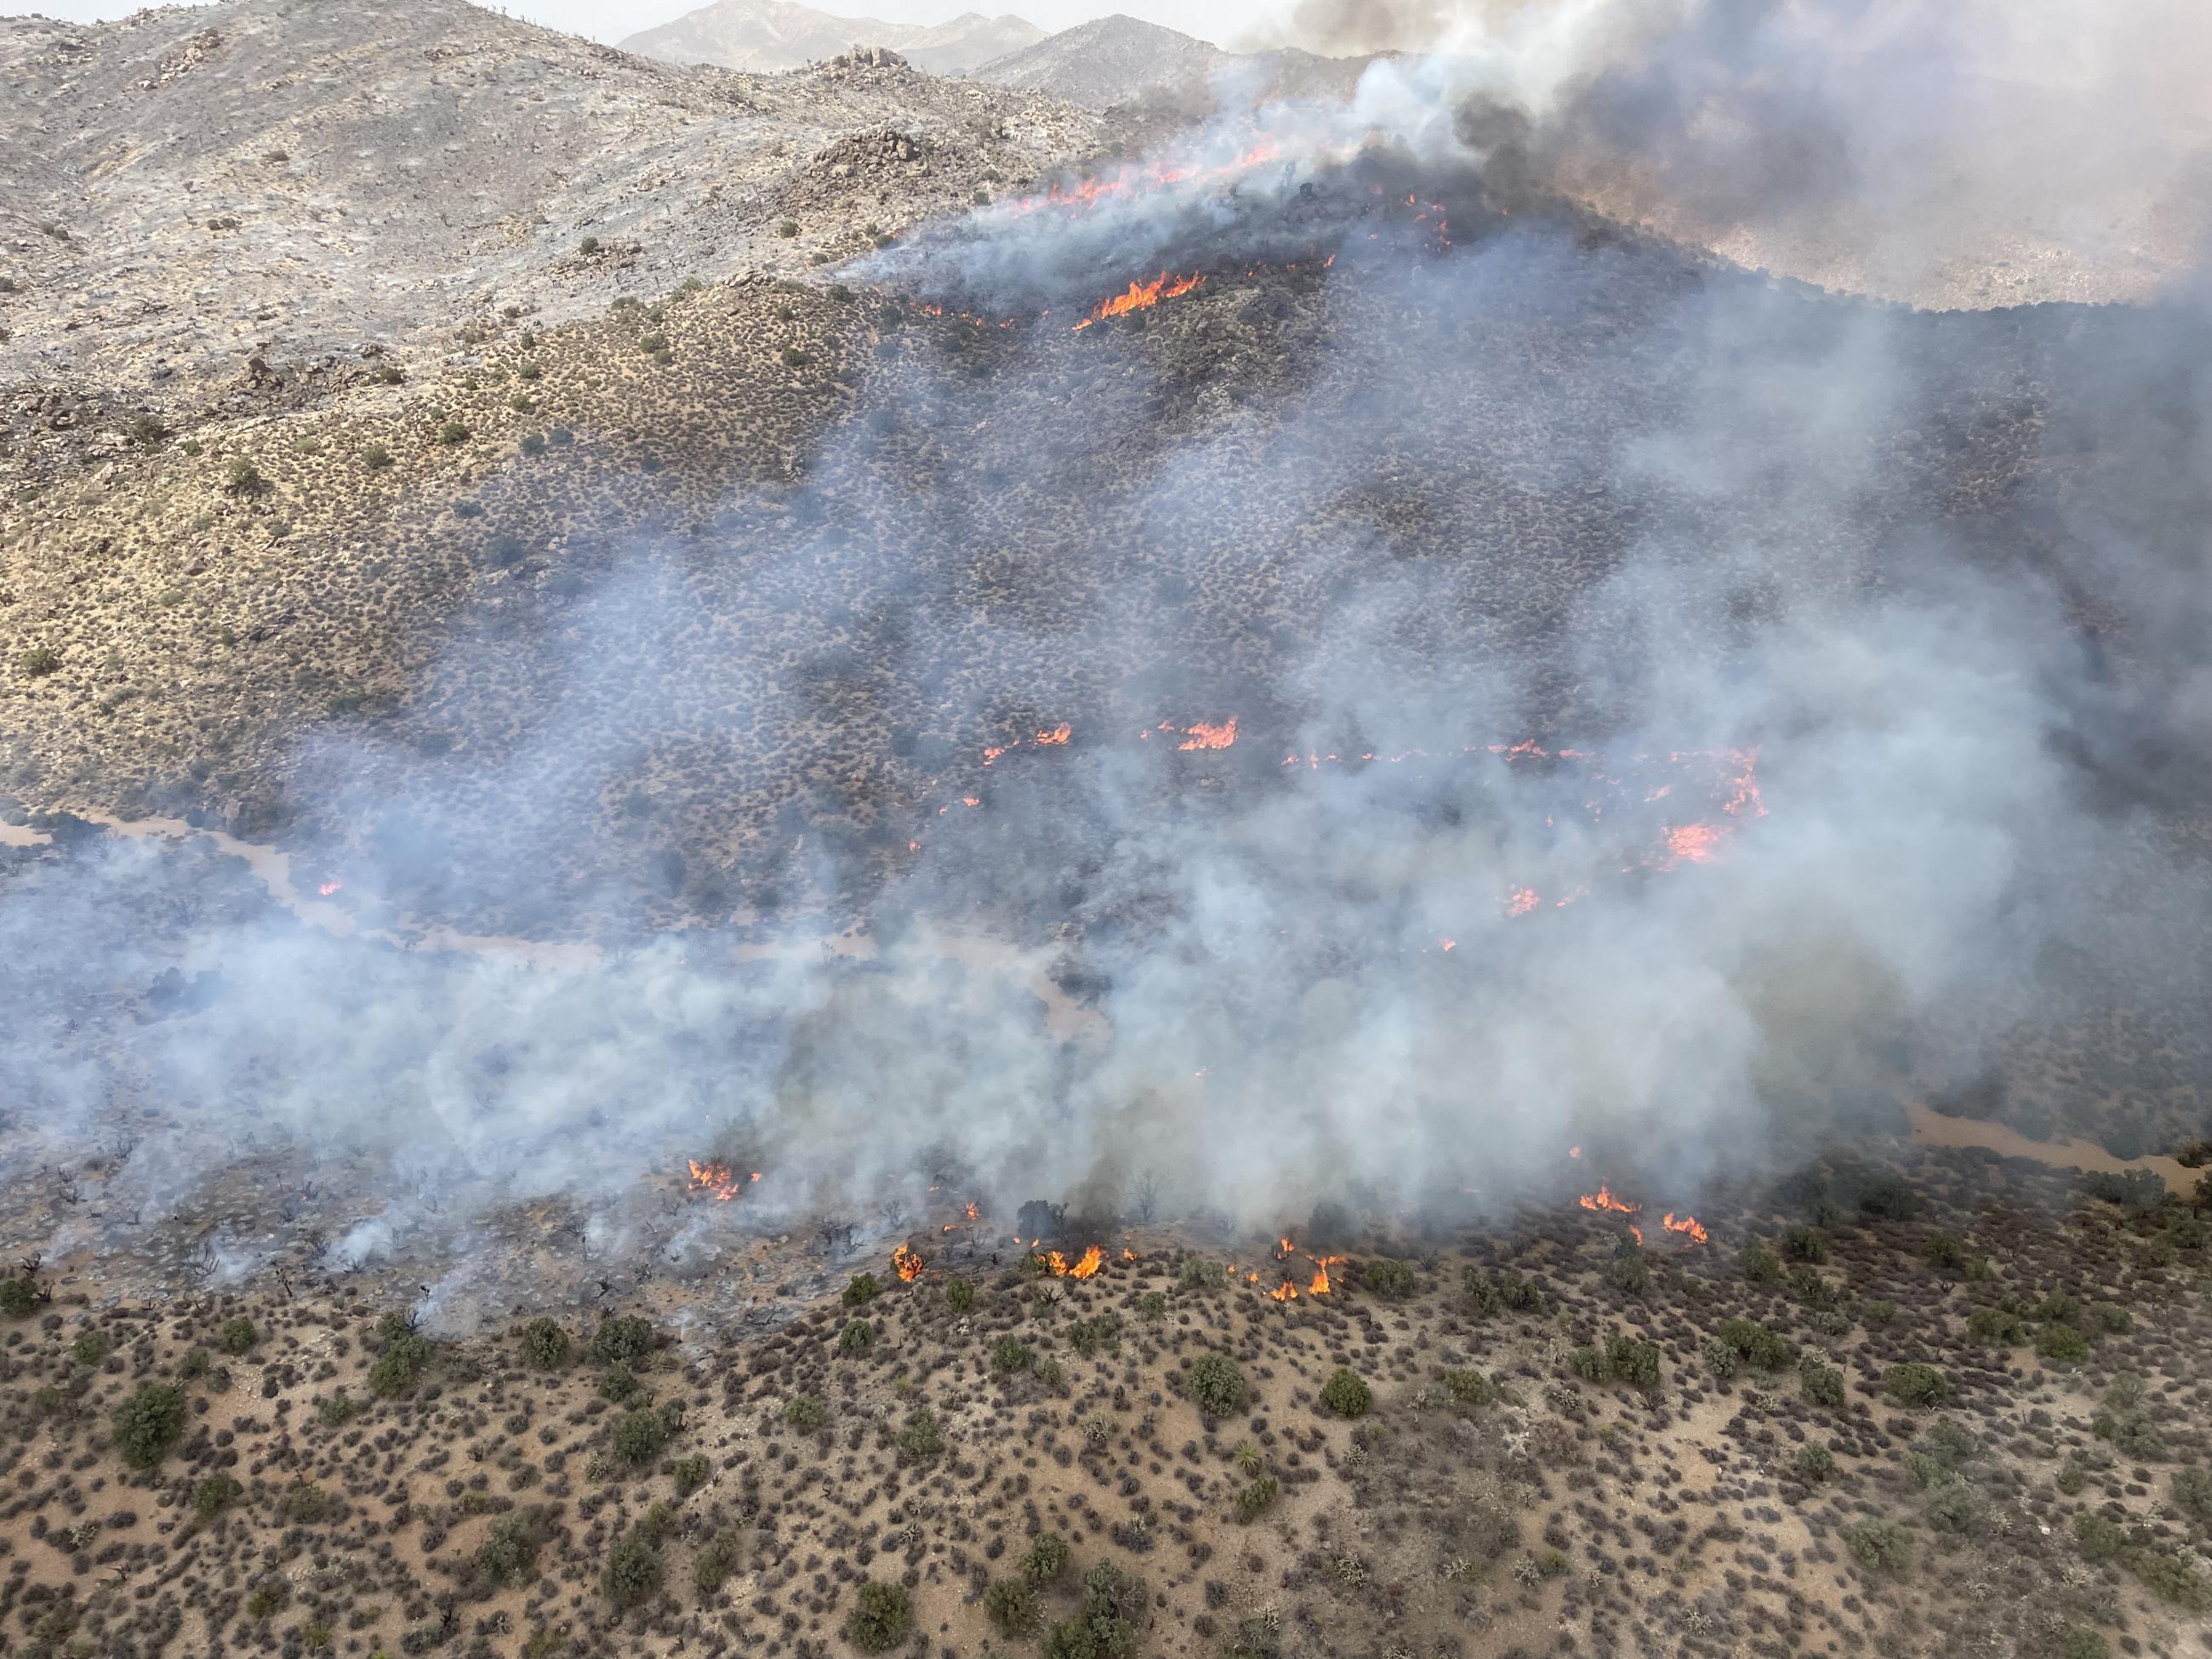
[{"x1": 615, "y1": 0, "x2": 1044, "y2": 75}]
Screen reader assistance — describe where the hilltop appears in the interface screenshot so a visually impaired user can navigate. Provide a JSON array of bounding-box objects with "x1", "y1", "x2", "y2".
[{"x1": 616, "y1": 0, "x2": 1044, "y2": 76}]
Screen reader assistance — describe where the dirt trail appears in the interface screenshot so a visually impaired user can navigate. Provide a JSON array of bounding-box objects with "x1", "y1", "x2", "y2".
[{"x1": 1904, "y1": 1101, "x2": 2193, "y2": 1194}]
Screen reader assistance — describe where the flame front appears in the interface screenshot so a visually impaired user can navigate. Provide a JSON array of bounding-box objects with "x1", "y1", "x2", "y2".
[
  {"x1": 1176, "y1": 716, "x2": 1238, "y2": 751},
  {"x1": 687, "y1": 1160, "x2": 758, "y2": 1202},
  {"x1": 1662, "y1": 1211, "x2": 1708, "y2": 1246},
  {"x1": 1070, "y1": 271, "x2": 1206, "y2": 331},
  {"x1": 1308, "y1": 1254, "x2": 1343, "y2": 1296},
  {"x1": 1031, "y1": 1243, "x2": 1106, "y2": 1279},
  {"x1": 1269, "y1": 1280, "x2": 1299, "y2": 1302},
  {"x1": 893, "y1": 1243, "x2": 924, "y2": 1282},
  {"x1": 1579, "y1": 1182, "x2": 1640, "y2": 1217},
  {"x1": 1035, "y1": 724, "x2": 1072, "y2": 746}
]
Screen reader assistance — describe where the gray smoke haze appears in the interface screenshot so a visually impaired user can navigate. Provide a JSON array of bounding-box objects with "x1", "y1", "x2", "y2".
[{"x1": 5, "y1": 0, "x2": 2211, "y2": 1314}]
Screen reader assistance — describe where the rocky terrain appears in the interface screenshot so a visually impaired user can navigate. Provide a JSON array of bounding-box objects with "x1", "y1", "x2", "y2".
[
  {"x1": 967, "y1": 14, "x2": 1373, "y2": 115},
  {"x1": 618, "y1": 0, "x2": 1045, "y2": 77}
]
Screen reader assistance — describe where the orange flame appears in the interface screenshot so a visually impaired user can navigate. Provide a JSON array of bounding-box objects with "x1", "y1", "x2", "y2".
[
  {"x1": 892, "y1": 1243, "x2": 924, "y2": 1282},
  {"x1": 1658, "y1": 822, "x2": 1725, "y2": 867},
  {"x1": 1308, "y1": 1254, "x2": 1343, "y2": 1296},
  {"x1": 1568, "y1": 1146, "x2": 1582, "y2": 1160},
  {"x1": 1176, "y1": 717, "x2": 1238, "y2": 751},
  {"x1": 1273, "y1": 1237, "x2": 1297, "y2": 1261},
  {"x1": 1506, "y1": 887, "x2": 1539, "y2": 917},
  {"x1": 1035, "y1": 724, "x2": 1071, "y2": 745},
  {"x1": 1578, "y1": 1182, "x2": 1641, "y2": 1217},
  {"x1": 1069, "y1": 1244, "x2": 1103, "y2": 1279},
  {"x1": 1120, "y1": 1246, "x2": 1138, "y2": 1262},
  {"x1": 1070, "y1": 271, "x2": 1206, "y2": 332},
  {"x1": 1662, "y1": 1212, "x2": 1708, "y2": 1246},
  {"x1": 964, "y1": 1201, "x2": 981, "y2": 1222},
  {"x1": 1269, "y1": 1280, "x2": 1299, "y2": 1302},
  {"x1": 687, "y1": 1160, "x2": 759, "y2": 1202}
]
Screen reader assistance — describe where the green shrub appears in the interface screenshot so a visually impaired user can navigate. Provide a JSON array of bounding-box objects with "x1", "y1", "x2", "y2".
[
  {"x1": 2060, "y1": 1630, "x2": 2109, "y2": 1659},
  {"x1": 2038, "y1": 1324, "x2": 2091, "y2": 1362},
  {"x1": 897, "y1": 1406, "x2": 943, "y2": 1460},
  {"x1": 672, "y1": 1453, "x2": 710, "y2": 1497},
  {"x1": 613, "y1": 1407, "x2": 675, "y2": 1466},
  {"x1": 1023, "y1": 1531, "x2": 1069, "y2": 1585},
  {"x1": 1923, "y1": 1477, "x2": 1983, "y2": 1536},
  {"x1": 2172, "y1": 1465, "x2": 2212, "y2": 1525},
  {"x1": 1782, "y1": 1225, "x2": 1827, "y2": 1263},
  {"x1": 521, "y1": 1318, "x2": 570, "y2": 1369},
  {"x1": 1233, "y1": 1474, "x2": 1280, "y2": 1520},
  {"x1": 476, "y1": 1510, "x2": 541, "y2": 1585},
  {"x1": 1044, "y1": 1562, "x2": 1147, "y2": 1659},
  {"x1": 1966, "y1": 1305, "x2": 2026, "y2": 1346},
  {"x1": 777, "y1": 220, "x2": 800, "y2": 238},
  {"x1": 1921, "y1": 1233, "x2": 1970, "y2": 1274},
  {"x1": 374, "y1": 364, "x2": 405, "y2": 385},
  {"x1": 990, "y1": 1336, "x2": 1030, "y2": 1372},
  {"x1": 1857, "y1": 1177, "x2": 1921, "y2": 1220},
  {"x1": 1137, "y1": 1290, "x2": 1166, "y2": 1320},
  {"x1": 1841, "y1": 1518, "x2": 1913, "y2": 1575},
  {"x1": 1715, "y1": 1318, "x2": 1794, "y2": 1371},
  {"x1": 1178, "y1": 1257, "x2": 1227, "y2": 1290},
  {"x1": 0, "y1": 1275, "x2": 39, "y2": 1314},
  {"x1": 1188, "y1": 1352, "x2": 1247, "y2": 1416},
  {"x1": 986, "y1": 1578, "x2": 1039, "y2": 1636},
  {"x1": 1861, "y1": 1297, "x2": 1901, "y2": 1325},
  {"x1": 2074, "y1": 1512, "x2": 2127, "y2": 1561},
  {"x1": 2129, "y1": 1549, "x2": 2212, "y2": 1612},
  {"x1": 282, "y1": 1482, "x2": 333, "y2": 1523},
  {"x1": 601, "y1": 1528, "x2": 663, "y2": 1609},
  {"x1": 72, "y1": 1331, "x2": 110, "y2": 1366},
  {"x1": 1365, "y1": 1257, "x2": 1418, "y2": 1300},
  {"x1": 784, "y1": 1393, "x2": 826, "y2": 1432},
  {"x1": 592, "y1": 1315, "x2": 654, "y2": 1363},
  {"x1": 843, "y1": 1273, "x2": 880, "y2": 1307},
  {"x1": 1605, "y1": 1332, "x2": 1660, "y2": 1388},
  {"x1": 942, "y1": 1275, "x2": 975, "y2": 1313},
  {"x1": 694, "y1": 1525, "x2": 740, "y2": 1597},
  {"x1": 437, "y1": 421, "x2": 470, "y2": 446},
  {"x1": 111, "y1": 1382, "x2": 187, "y2": 1468},
  {"x1": 360, "y1": 442, "x2": 394, "y2": 470},
  {"x1": 193, "y1": 1473, "x2": 243, "y2": 1518},
  {"x1": 1702, "y1": 1339, "x2": 1740, "y2": 1380},
  {"x1": 218, "y1": 1316, "x2": 258, "y2": 1355},
  {"x1": 1741, "y1": 1243, "x2": 1782, "y2": 1285},
  {"x1": 1605, "y1": 1252, "x2": 1650, "y2": 1295},
  {"x1": 847, "y1": 1582, "x2": 913, "y2": 1653},
  {"x1": 2033, "y1": 1291, "x2": 2083, "y2": 1324},
  {"x1": 225, "y1": 456, "x2": 264, "y2": 493},
  {"x1": 1884, "y1": 1363, "x2": 1953, "y2": 1406},
  {"x1": 1441, "y1": 1367, "x2": 1493, "y2": 1405},
  {"x1": 1793, "y1": 1444, "x2": 1837, "y2": 1482},
  {"x1": 246, "y1": 1584, "x2": 288, "y2": 1619},
  {"x1": 369, "y1": 1331, "x2": 434, "y2": 1397},
  {"x1": 1320, "y1": 1368, "x2": 1371, "y2": 1418},
  {"x1": 316, "y1": 1390, "x2": 356, "y2": 1428},
  {"x1": 1800, "y1": 1361, "x2": 1845, "y2": 1408}
]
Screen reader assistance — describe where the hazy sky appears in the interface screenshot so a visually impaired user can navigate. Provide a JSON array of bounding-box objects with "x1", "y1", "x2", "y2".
[{"x1": 17, "y1": 0, "x2": 1289, "y2": 48}]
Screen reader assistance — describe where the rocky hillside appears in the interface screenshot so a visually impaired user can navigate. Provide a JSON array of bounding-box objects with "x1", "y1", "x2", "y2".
[
  {"x1": 616, "y1": 0, "x2": 1042, "y2": 76},
  {"x1": 0, "y1": 0, "x2": 1107, "y2": 394},
  {"x1": 969, "y1": 14, "x2": 1373, "y2": 115}
]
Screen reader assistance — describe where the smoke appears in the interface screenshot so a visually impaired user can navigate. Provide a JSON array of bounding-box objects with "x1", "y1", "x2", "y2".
[{"x1": 5, "y1": 0, "x2": 2211, "y2": 1310}]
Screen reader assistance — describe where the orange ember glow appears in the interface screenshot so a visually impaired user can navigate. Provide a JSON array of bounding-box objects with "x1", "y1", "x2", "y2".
[
  {"x1": 316, "y1": 880, "x2": 343, "y2": 898},
  {"x1": 1437, "y1": 938, "x2": 1457, "y2": 951},
  {"x1": 1579, "y1": 1182, "x2": 1641, "y2": 1217},
  {"x1": 1568, "y1": 1145, "x2": 1582, "y2": 1160},
  {"x1": 1662, "y1": 1212, "x2": 1709, "y2": 1246},
  {"x1": 1069, "y1": 1244, "x2": 1104, "y2": 1279},
  {"x1": 1273, "y1": 1237, "x2": 1297, "y2": 1261},
  {"x1": 1308, "y1": 1255, "x2": 1344, "y2": 1296},
  {"x1": 893, "y1": 1243, "x2": 924, "y2": 1282},
  {"x1": 687, "y1": 1160, "x2": 759, "y2": 1201},
  {"x1": 1506, "y1": 887, "x2": 1539, "y2": 917},
  {"x1": 1035, "y1": 724, "x2": 1072, "y2": 745},
  {"x1": 1177, "y1": 716, "x2": 1238, "y2": 751},
  {"x1": 965, "y1": 1201, "x2": 981, "y2": 1222},
  {"x1": 1070, "y1": 271, "x2": 1206, "y2": 332},
  {"x1": 1660, "y1": 822, "x2": 1725, "y2": 867},
  {"x1": 1629, "y1": 1223, "x2": 1645, "y2": 1246},
  {"x1": 1269, "y1": 1280, "x2": 1299, "y2": 1303},
  {"x1": 1121, "y1": 1246, "x2": 1138, "y2": 1262}
]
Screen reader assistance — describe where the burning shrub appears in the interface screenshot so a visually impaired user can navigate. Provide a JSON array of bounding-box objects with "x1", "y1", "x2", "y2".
[
  {"x1": 985, "y1": 1579, "x2": 1040, "y2": 1636},
  {"x1": 590, "y1": 1314, "x2": 655, "y2": 1365},
  {"x1": 1782, "y1": 1225, "x2": 1828, "y2": 1264},
  {"x1": 1841, "y1": 1519, "x2": 1913, "y2": 1576},
  {"x1": 1320, "y1": 1368, "x2": 1371, "y2": 1419},
  {"x1": 216, "y1": 1316, "x2": 258, "y2": 1355},
  {"x1": 1966, "y1": 1305, "x2": 2027, "y2": 1347},
  {"x1": 842, "y1": 1273, "x2": 881, "y2": 1307},
  {"x1": 783, "y1": 1393, "x2": 826, "y2": 1432},
  {"x1": 1187, "y1": 1353, "x2": 1247, "y2": 1417},
  {"x1": 1884, "y1": 1363, "x2": 1953, "y2": 1407},
  {"x1": 601, "y1": 1527, "x2": 664, "y2": 1610},
  {"x1": 838, "y1": 1320, "x2": 875, "y2": 1359},
  {"x1": 1023, "y1": 1531, "x2": 1070, "y2": 1585},
  {"x1": 847, "y1": 1582, "x2": 914, "y2": 1653},
  {"x1": 519, "y1": 1318, "x2": 570, "y2": 1370},
  {"x1": 1232, "y1": 1474, "x2": 1280, "y2": 1521},
  {"x1": 2038, "y1": 1323, "x2": 2092, "y2": 1362},
  {"x1": 1364, "y1": 1258, "x2": 1418, "y2": 1301},
  {"x1": 1740, "y1": 1243, "x2": 1782, "y2": 1286},
  {"x1": 111, "y1": 1382, "x2": 187, "y2": 1469},
  {"x1": 941, "y1": 1275, "x2": 975, "y2": 1313},
  {"x1": 1800, "y1": 1361, "x2": 1846, "y2": 1409},
  {"x1": 896, "y1": 1405, "x2": 943, "y2": 1460},
  {"x1": 613, "y1": 1405, "x2": 676, "y2": 1466}
]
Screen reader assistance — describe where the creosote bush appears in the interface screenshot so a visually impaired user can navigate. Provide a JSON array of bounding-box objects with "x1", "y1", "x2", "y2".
[
  {"x1": 847, "y1": 1582, "x2": 913, "y2": 1653},
  {"x1": 1365, "y1": 1258, "x2": 1418, "y2": 1300},
  {"x1": 784, "y1": 1393, "x2": 826, "y2": 1432},
  {"x1": 591, "y1": 1314, "x2": 653, "y2": 1363},
  {"x1": 111, "y1": 1382, "x2": 187, "y2": 1469},
  {"x1": 1320, "y1": 1368, "x2": 1372, "y2": 1418},
  {"x1": 843, "y1": 1272, "x2": 880, "y2": 1307},
  {"x1": 942, "y1": 1274, "x2": 975, "y2": 1312},
  {"x1": 841, "y1": 1319, "x2": 877, "y2": 1358},
  {"x1": 1023, "y1": 1531, "x2": 1069, "y2": 1585},
  {"x1": 217, "y1": 1315, "x2": 257, "y2": 1354},
  {"x1": 520, "y1": 1317, "x2": 570, "y2": 1369},
  {"x1": 1884, "y1": 1363, "x2": 1953, "y2": 1406},
  {"x1": 601, "y1": 1528, "x2": 663, "y2": 1609}
]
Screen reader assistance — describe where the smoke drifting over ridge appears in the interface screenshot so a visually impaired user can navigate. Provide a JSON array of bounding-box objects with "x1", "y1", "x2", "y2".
[{"x1": 5, "y1": 1, "x2": 2212, "y2": 1314}]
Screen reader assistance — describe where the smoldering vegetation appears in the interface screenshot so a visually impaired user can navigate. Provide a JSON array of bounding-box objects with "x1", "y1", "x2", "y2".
[{"x1": 5, "y1": 8, "x2": 2212, "y2": 1301}]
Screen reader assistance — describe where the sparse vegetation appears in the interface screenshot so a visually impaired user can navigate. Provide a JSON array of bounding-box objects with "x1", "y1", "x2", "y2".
[
  {"x1": 847, "y1": 1582, "x2": 914, "y2": 1652},
  {"x1": 1188, "y1": 1351, "x2": 1248, "y2": 1416},
  {"x1": 111, "y1": 1382, "x2": 187, "y2": 1468},
  {"x1": 1320, "y1": 1367, "x2": 1372, "y2": 1417}
]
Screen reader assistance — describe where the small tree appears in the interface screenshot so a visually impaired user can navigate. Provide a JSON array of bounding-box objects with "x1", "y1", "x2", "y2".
[
  {"x1": 520, "y1": 1317, "x2": 570, "y2": 1369},
  {"x1": 217, "y1": 1316, "x2": 258, "y2": 1355},
  {"x1": 1884, "y1": 1363, "x2": 1953, "y2": 1406},
  {"x1": 1022, "y1": 1531, "x2": 1069, "y2": 1585},
  {"x1": 1364, "y1": 1258, "x2": 1418, "y2": 1300},
  {"x1": 602, "y1": 1528, "x2": 664, "y2": 1609},
  {"x1": 843, "y1": 1273, "x2": 880, "y2": 1307},
  {"x1": 1320, "y1": 1368, "x2": 1371, "y2": 1418},
  {"x1": 847, "y1": 1582, "x2": 913, "y2": 1653},
  {"x1": 111, "y1": 1382, "x2": 187, "y2": 1468},
  {"x1": 1188, "y1": 1352, "x2": 1247, "y2": 1417},
  {"x1": 839, "y1": 1319, "x2": 875, "y2": 1358},
  {"x1": 592, "y1": 1314, "x2": 654, "y2": 1363}
]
